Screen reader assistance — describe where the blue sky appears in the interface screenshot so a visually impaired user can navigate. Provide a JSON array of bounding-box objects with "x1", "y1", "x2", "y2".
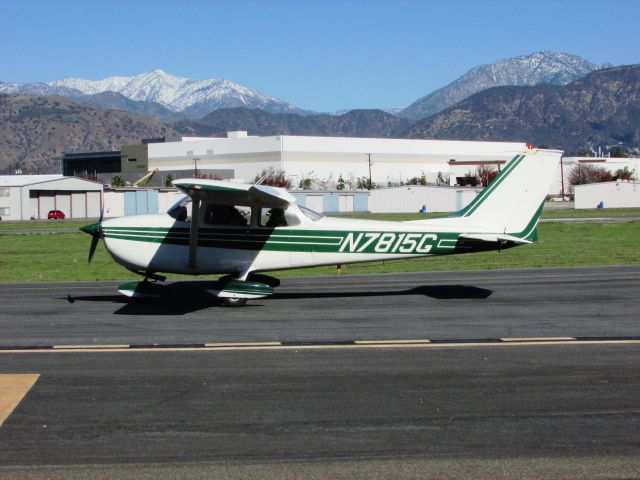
[{"x1": 1, "y1": 0, "x2": 638, "y2": 112}]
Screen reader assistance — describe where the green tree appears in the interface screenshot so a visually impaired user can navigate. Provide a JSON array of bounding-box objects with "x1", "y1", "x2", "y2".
[
  {"x1": 436, "y1": 171, "x2": 448, "y2": 186},
  {"x1": 614, "y1": 166, "x2": 635, "y2": 181},
  {"x1": 111, "y1": 175, "x2": 124, "y2": 187},
  {"x1": 356, "y1": 177, "x2": 375, "y2": 190},
  {"x1": 165, "y1": 174, "x2": 173, "y2": 187},
  {"x1": 610, "y1": 147, "x2": 627, "y2": 158},
  {"x1": 299, "y1": 178, "x2": 313, "y2": 190}
]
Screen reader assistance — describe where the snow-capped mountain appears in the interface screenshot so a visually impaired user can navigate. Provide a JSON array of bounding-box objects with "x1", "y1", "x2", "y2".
[
  {"x1": 400, "y1": 51, "x2": 611, "y2": 120},
  {"x1": 0, "y1": 70, "x2": 305, "y2": 117}
]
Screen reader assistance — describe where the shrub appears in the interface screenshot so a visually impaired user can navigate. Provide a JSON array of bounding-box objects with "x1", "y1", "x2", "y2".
[
  {"x1": 614, "y1": 166, "x2": 635, "y2": 181},
  {"x1": 568, "y1": 164, "x2": 613, "y2": 188},
  {"x1": 254, "y1": 169, "x2": 292, "y2": 189}
]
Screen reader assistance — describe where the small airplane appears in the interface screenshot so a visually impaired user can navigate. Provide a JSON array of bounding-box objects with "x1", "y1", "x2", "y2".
[{"x1": 81, "y1": 148, "x2": 562, "y2": 306}]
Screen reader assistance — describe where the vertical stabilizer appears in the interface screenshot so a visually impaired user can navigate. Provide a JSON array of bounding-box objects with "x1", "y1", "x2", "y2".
[{"x1": 449, "y1": 149, "x2": 562, "y2": 234}]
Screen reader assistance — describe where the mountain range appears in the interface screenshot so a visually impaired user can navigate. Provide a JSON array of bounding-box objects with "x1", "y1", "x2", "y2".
[
  {"x1": 0, "y1": 95, "x2": 177, "y2": 172},
  {"x1": 173, "y1": 108, "x2": 412, "y2": 138},
  {"x1": 399, "y1": 51, "x2": 610, "y2": 120},
  {"x1": 0, "y1": 69, "x2": 306, "y2": 118},
  {"x1": 1, "y1": 51, "x2": 638, "y2": 174},
  {"x1": 0, "y1": 52, "x2": 605, "y2": 121},
  {"x1": 406, "y1": 65, "x2": 640, "y2": 155}
]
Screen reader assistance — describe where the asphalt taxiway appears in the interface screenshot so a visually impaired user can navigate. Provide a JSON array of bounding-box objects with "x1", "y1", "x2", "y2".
[{"x1": 1, "y1": 266, "x2": 639, "y2": 479}]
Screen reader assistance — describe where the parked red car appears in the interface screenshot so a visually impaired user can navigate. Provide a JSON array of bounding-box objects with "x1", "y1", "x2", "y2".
[{"x1": 48, "y1": 210, "x2": 66, "y2": 220}]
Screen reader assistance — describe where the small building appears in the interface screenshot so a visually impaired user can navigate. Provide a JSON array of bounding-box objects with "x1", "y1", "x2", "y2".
[
  {"x1": 103, "y1": 188, "x2": 184, "y2": 218},
  {"x1": 0, "y1": 175, "x2": 103, "y2": 220},
  {"x1": 99, "y1": 184, "x2": 480, "y2": 218},
  {"x1": 574, "y1": 181, "x2": 640, "y2": 209},
  {"x1": 555, "y1": 156, "x2": 640, "y2": 198},
  {"x1": 61, "y1": 151, "x2": 122, "y2": 177},
  {"x1": 370, "y1": 185, "x2": 480, "y2": 213}
]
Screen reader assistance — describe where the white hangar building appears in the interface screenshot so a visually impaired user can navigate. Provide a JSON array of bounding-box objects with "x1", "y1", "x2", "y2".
[
  {"x1": 574, "y1": 181, "x2": 640, "y2": 209},
  {"x1": 120, "y1": 132, "x2": 527, "y2": 187},
  {"x1": 0, "y1": 175, "x2": 103, "y2": 220}
]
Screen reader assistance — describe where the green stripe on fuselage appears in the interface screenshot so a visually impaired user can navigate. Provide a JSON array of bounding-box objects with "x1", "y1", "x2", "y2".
[{"x1": 102, "y1": 227, "x2": 466, "y2": 255}]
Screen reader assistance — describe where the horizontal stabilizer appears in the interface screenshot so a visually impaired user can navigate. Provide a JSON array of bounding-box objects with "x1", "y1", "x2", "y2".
[{"x1": 458, "y1": 233, "x2": 533, "y2": 245}]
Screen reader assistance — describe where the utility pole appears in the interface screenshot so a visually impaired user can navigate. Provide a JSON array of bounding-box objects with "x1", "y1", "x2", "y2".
[{"x1": 560, "y1": 155, "x2": 565, "y2": 201}]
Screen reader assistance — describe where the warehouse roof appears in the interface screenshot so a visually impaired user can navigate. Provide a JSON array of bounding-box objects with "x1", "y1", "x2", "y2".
[{"x1": 0, "y1": 175, "x2": 64, "y2": 187}]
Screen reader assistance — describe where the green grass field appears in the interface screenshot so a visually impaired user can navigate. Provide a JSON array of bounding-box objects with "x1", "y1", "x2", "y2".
[
  {"x1": 330, "y1": 207, "x2": 640, "y2": 222},
  {"x1": 1, "y1": 220, "x2": 639, "y2": 283},
  {"x1": 2, "y1": 206, "x2": 640, "y2": 231},
  {"x1": 0, "y1": 219, "x2": 92, "y2": 230}
]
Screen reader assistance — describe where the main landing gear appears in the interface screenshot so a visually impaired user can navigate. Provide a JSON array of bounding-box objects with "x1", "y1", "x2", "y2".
[
  {"x1": 207, "y1": 273, "x2": 279, "y2": 307},
  {"x1": 117, "y1": 272, "x2": 279, "y2": 307}
]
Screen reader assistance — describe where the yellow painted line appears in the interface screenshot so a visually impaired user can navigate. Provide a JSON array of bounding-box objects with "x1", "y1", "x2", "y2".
[
  {"x1": 204, "y1": 342, "x2": 281, "y2": 347},
  {"x1": 500, "y1": 337, "x2": 577, "y2": 342},
  {"x1": 0, "y1": 374, "x2": 40, "y2": 427},
  {"x1": 1, "y1": 339, "x2": 639, "y2": 354},
  {"x1": 354, "y1": 339, "x2": 431, "y2": 345},
  {"x1": 52, "y1": 344, "x2": 130, "y2": 349}
]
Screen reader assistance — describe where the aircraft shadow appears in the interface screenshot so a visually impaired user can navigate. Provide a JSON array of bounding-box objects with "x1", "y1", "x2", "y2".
[
  {"x1": 63, "y1": 283, "x2": 492, "y2": 316},
  {"x1": 63, "y1": 281, "x2": 223, "y2": 316},
  {"x1": 272, "y1": 285, "x2": 493, "y2": 301}
]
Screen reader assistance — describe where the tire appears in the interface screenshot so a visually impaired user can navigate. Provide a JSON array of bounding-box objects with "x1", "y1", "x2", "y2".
[{"x1": 222, "y1": 297, "x2": 248, "y2": 307}]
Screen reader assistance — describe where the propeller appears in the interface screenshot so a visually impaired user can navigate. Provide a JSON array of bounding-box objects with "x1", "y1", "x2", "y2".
[{"x1": 79, "y1": 208, "x2": 103, "y2": 263}]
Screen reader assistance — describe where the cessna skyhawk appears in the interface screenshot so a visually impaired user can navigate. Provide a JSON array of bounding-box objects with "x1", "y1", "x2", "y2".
[{"x1": 81, "y1": 148, "x2": 562, "y2": 306}]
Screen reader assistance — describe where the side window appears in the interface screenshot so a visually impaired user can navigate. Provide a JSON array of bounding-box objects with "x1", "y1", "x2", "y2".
[
  {"x1": 259, "y1": 207, "x2": 300, "y2": 227},
  {"x1": 204, "y1": 204, "x2": 250, "y2": 226}
]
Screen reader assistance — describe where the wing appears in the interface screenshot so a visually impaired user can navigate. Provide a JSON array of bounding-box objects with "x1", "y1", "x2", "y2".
[
  {"x1": 173, "y1": 179, "x2": 295, "y2": 208},
  {"x1": 172, "y1": 179, "x2": 297, "y2": 270}
]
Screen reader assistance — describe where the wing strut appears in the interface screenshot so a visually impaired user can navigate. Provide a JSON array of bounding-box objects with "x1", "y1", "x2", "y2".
[{"x1": 188, "y1": 194, "x2": 201, "y2": 269}]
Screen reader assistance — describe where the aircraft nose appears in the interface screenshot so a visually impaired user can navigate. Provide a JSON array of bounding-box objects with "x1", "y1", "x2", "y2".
[{"x1": 79, "y1": 222, "x2": 100, "y2": 235}]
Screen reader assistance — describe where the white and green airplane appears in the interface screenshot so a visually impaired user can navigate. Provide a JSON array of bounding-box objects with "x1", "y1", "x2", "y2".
[{"x1": 81, "y1": 148, "x2": 562, "y2": 306}]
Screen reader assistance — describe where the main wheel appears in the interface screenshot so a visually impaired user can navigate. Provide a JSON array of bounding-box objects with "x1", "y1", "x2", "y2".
[{"x1": 222, "y1": 297, "x2": 248, "y2": 307}]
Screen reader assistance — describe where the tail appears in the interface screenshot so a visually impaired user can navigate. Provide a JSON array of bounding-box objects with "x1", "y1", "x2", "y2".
[
  {"x1": 409, "y1": 148, "x2": 562, "y2": 242},
  {"x1": 451, "y1": 148, "x2": 561, "y2": 234}
]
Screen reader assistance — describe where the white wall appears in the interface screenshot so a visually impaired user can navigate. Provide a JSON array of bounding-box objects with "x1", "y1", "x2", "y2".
[
  {"x1": 86, "y1": 191, "x2": 102, "y2": 218},
  {"x1": 370, "y1": 186, "x2": 480, "y2": 213},
  {"x1": 56, "y1": 193, "x2": 71, "y2": 216},
  {"x1": 305, "y1": 195, "x2": 323, "y2": 213},
  {"x1": 142, "y1": 135, "x2": 526, "y2": 188},
  {"x1": 0, "y1": 187, "x2": 20, "y2": 220},
  {"x1": 148, "y1": 136, "x2": 283, "y2": 182},
  {"x1": 575, "y1": 181, "x2": 640, "y2": 209},
  {"x1": 103, "y1": 189, "x2": 188, "y2": 218},
  {"x1": 158, "y1": 190, "x2": 186, "y2": 213},
  {"x1": 71, "y1": 193, "x2": 86, "y2": 218},
  {"x1": 104, "y1": 191, "x2": 124, "y2": 218}
]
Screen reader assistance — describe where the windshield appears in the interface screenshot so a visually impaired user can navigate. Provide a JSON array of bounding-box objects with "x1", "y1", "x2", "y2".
[
  {"x1": 167, "y1": 195, "x2": 191, "y2": 221},
  {"x1": 299, "y1": 205, "x2": 324, "y2": 221}
]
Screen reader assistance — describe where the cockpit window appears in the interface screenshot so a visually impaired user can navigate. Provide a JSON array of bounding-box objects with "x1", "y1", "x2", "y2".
[
  {"x1": 299, "y1": 205, "x2": 324, "y2": 221},
  {"x1": 167, "y1": 195, "x2": 191, "y2": 221},
  {"x1": 205, "y1": 204, "x2": 250, "y2": 226}
]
